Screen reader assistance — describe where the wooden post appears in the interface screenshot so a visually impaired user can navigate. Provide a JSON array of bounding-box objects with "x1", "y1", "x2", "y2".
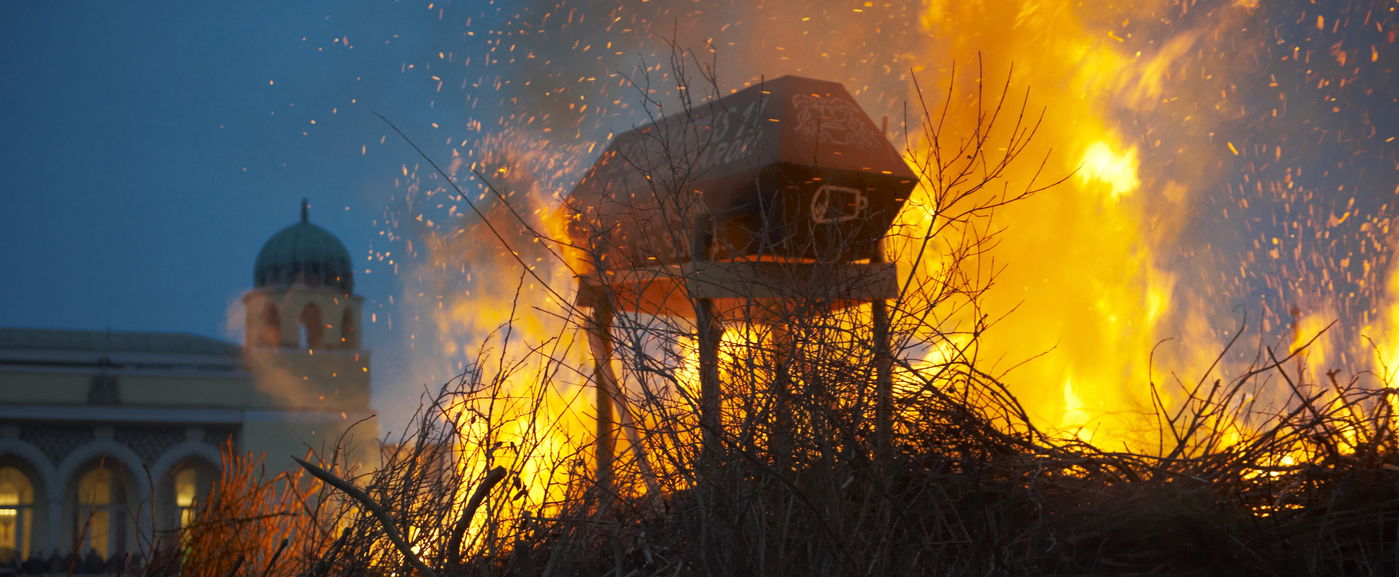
[
  {"x1": 876, "y1": 116, "x2": 895, "y2": 464},
  {"x1": 583, "y1": 291, "x2": 663, "y2": 499},
  {"x1": 871, "y1": 238, "x2": 893, "y2": 466},
  {"x1": 587, "y1": 300, "x2": 617, "y2": 496},
  {"x1": 767, "y1": 322, "x2": 792, "y2": 471},
  {"x1": 692, "y1": 215, "x2": 723, "y2": 465}
]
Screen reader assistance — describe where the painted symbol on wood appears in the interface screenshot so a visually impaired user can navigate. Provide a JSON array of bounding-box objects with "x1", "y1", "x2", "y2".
[
  {"x1": 811, "y1": 185, "x2": 868, "y2": 224},
  {"x1": 793, "y1": 95, "x2": 880, "y2": 149}
]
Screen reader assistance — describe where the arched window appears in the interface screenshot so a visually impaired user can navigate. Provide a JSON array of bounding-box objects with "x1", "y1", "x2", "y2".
[
  {"x1": 340, "y1": 307, "x2": 357, "y2": 348},
  {"x1": 173, "y1": 467, "x2": 197, "y2": 528},
  {"x1": 0, "y1": 466, "x2": 34, "y2": 564},
  {"x1": 75, "y1": 465, "x2": 127, "y2": 559},
  {"x1": 165, "y1": 459, "x2": 217, "y2": 531},
  {"x1": 258, "y1": 304, "x2": 282, "y2": 346},
  {"x1": 299, "y1": 303, "x2": 323, "y2": 348}
]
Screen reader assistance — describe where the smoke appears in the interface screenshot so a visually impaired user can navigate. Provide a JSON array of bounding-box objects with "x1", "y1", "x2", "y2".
[{"x1": 367, "y1": 0, "x2": 1395, "y2": 440}]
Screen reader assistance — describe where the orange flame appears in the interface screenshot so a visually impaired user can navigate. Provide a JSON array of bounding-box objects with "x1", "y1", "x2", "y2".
[{"x1": 374, "y1": 0, "x2": 1394, "y2": 521}]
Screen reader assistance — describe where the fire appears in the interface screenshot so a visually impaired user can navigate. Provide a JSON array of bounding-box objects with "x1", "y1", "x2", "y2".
[
  {"x1": 1372, "y1": 262, "x2": 1399, "y2": 388},
  {"x1": 378, "y1": 132, "x2": 612, "y2": 542},
  {"x1": 366, "y1": 0, "x2": 1395, "y2": 535},
  {"x1": 903, "y1": 0, "x2": 1211, "y2": 449},
  {"x1": 1078, "y1": 141, "x2": 1141, "y2": 200},
  {"x1": 1059, "y1": 376, "x2": 1095, "y2": 441},
  {"x1": 902, "y1": 0, "x2": 1391, "y2": 451}
]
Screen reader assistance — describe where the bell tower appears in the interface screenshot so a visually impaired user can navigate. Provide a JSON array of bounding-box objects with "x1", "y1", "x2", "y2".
[
  {"x1": 241, "y1": 200, "x2": 373, "y2": 465},
  {"x1": 244, "y1": 199, "x2": 362, "y2": 351}
]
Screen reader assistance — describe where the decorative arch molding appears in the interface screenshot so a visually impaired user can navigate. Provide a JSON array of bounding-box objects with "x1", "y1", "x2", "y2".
[
  {"x1": 246, "y1": 287, "x2": 365, "y2": 350},
  {"x1": 260, "y1": 302, "x2": 282, "y2": 346},
  {"x1": 340, "y1": 305, "x2": 358, "y2": 348},
  {"x1": 148, "y1": 441, "x2": 222, "y2": 483},
  {"x1": 0, "y1": 437, "x2": 58, "y2": 491},
  {"x1": 55, "y1": 438, "x2": 150, "y2": 502},
  {"x1": 299, "y1": 301, "x2": 325, "y2": 348},
  {"x1": 244, "y1": 285, "x2": 368, "y2": 351}
]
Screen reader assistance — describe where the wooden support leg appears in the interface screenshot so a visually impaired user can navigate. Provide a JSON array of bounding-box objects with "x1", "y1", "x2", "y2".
[
  {"x1": 587, "y1": 302, "x2": 616, "y2": 497},
  {"x1": 585, "y1": 296, "x2": 662, "y2": 498},
  {"x1": 692, "y1": 215, "x2": 723, "y2": 465},
  {"x1": 767, "y1": 322, "x2": 792, "y2": 470},
  {"x1": 871, "y1": 239, "x2": 893, "y2": 466}
]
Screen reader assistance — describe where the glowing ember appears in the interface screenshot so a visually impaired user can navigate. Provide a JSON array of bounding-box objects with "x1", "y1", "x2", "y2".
[{"x1": 352, "y1": 0, "x2": 1395, "y2": 518}]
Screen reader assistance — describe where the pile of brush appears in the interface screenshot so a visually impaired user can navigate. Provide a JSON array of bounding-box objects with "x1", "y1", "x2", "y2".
[
  {"x1": 141, "y1": 334, "x2": 1399, "y2": 577},
  {"x1": 142, "y1": 62, "x2": 1398, "y2": 577}
]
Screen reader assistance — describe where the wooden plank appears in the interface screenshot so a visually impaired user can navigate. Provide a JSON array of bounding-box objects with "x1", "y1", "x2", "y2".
[
  {"x1": 682, "y1": 261, "x2": 898, "y2": 301},
  {"x1": 578, "y1": 261, "x2": 899, "y2": 318},
  {"x1": 577, "y1": 267, "x2": 694, "y2": 317}
]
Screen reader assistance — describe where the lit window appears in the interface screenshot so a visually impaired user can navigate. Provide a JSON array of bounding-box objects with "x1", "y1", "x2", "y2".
[
  {"x1": 76, "y1": 466, "x2": 126, "y2": 560},
  {"x1": 0, "y1": 466, "x2": 34, "y2": 564},
  {"x1": 174, "y1": 467, "x2": 198, "y2": 528},
  {"x1": 168, "y1": 461, "x2": 217, "y2": 533}
]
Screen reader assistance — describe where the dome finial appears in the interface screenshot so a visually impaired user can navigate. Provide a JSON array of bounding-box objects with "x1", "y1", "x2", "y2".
[{"x1": 255, "y1": 201, "x2": 355, "y2": 291}]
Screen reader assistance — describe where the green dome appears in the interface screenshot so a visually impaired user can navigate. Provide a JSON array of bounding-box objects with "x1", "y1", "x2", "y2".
[{"x1": 254, "y1": 201, "x2": 354, "y2": 291}]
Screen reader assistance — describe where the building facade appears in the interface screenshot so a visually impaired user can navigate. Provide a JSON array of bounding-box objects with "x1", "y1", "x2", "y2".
[{"x1": 0, "y1": 204, "x2": 375, "y2": 566}]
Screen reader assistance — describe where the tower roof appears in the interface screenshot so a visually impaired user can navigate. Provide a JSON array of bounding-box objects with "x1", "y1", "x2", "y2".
[{"x1": 254, "y1": 200, "x2": 354, "y2": 292}]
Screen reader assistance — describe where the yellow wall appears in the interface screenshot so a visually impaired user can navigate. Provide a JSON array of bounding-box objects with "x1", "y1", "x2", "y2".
[
  {"x1": 242, "y1": 418, "x2": 380, "y2": 475},
  {"x1": 114, "y1": 373, "x2": 255, "y2": 406},
  {"x1": 0, "y1": 352, "x2": 370, "y2": 412},
  {"x1": 0, "y1": 371, "x2": 86, "y2": 403},
  {"x1": 245, "y1": 348, "x2": 371, "y2": 411},
  {"x1": 242, "y1": 346, "x2": 377, "y2": 474},
  {"x1": 0, "y1": 370, "x2": 255, "y2": 407}
]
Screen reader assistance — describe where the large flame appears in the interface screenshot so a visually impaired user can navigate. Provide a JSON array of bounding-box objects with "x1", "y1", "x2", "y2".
[
  {"x1": 362, "y1": 0, "x2": 1395, "y2": 528},
  {"x1": 900, "y1": 0, "x2": 1203, "y2": 447},
  {"x1": 902, "y1": 0, "x2": 1394, "y2": 448}
]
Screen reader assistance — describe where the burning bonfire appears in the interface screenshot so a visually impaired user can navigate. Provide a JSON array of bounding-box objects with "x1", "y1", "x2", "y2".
[{"x1": 157, "y1": 1, "x2": 1393, "y2": 576}]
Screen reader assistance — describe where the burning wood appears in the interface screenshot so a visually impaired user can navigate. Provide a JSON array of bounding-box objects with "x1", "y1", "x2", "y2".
[
  {"x1": 126, "y1": 1, "x2": 1399, "y2": 575},
  {"x1": 563, "y1": 75, "x2": 916, "y2": 270}
]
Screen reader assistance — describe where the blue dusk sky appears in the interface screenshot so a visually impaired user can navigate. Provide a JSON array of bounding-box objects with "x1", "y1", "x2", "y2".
[
  {"x1": 1, "y1": 1, "x2": 1392, "y2": 430},
  {"x1": 0, "y1": 2, "x2": 494, "y2": 424}
]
